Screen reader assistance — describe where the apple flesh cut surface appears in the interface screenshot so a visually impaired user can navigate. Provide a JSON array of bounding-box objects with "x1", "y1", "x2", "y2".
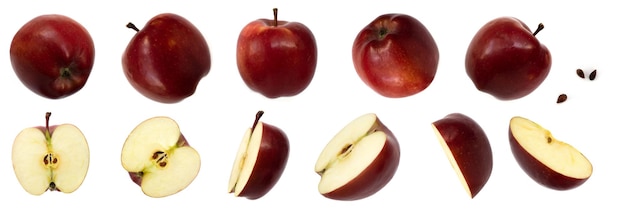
[
  {"x1": 432, "y1": 113, "x2": 493, "y2": 198},
  {"x1": 228, "y1": 111, "x2": 290, "y2": 200},
  {"x1": 12, "y1": 112, "x2": 89, "y2": 195},
  {"x1": 509, "y1": 116, "x2": 592, "y2": 190},
  {"x1": 121, "y1": 116, "x2": 201, "y2": 198},
  {"x1": 315, "y1": 113, "x2": 400, "y2": 201}
]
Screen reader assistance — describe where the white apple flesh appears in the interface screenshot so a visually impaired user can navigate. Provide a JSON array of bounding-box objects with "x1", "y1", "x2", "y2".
[
  {"x1": 315, "y1": 113, "x2": 400, "y2": 200},
  {"x1": 228, "y1": 111, "x2": 290, "y2": 200},
  {"x1": 509, "y1": 116, "x2": 593, "y2": 190},
  {"x1": 121, "y1": 116, "x2": 201, "y2": 198},
  {"x1": 12, "y1": 112, "x2": 90, "y2": 195}
]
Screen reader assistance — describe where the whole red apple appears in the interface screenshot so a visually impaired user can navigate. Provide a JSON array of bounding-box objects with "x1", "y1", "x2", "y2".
[
  {"x1": 352, "y1": 13, "x2": 439, "y2": 98},
  {"x1": 236, "y1": 8, "x2": 317, "y2": 98},
  {"x1": 122, "y1": 13, "x2": 211, "y2": 103},
  {"x1": 10, "y1": 14, "x2": 95, "y2": 99},
  {"x1": 465, "y1": 17, "x2": 551, "y2": 100}
]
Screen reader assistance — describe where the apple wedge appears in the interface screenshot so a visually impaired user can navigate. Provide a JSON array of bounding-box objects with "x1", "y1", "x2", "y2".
[
  {"x1": 315, "y1": 113, "x2": 400, "y2": 201},
  {"x1": 228, "y1": 111, "x2": 290, "y2": 200},
  {"x1": 432, "y1": 113, "x2": 493, "y2": 198},
  {"x1": 12, "y1": 112, "x2": 90, "y2": 195},
  {"x1": 509, "y1": 116, "x2": 592, "y2": 190},
  {"x1": 121, "y1": 116, "x2": 201, "y2": 198}
]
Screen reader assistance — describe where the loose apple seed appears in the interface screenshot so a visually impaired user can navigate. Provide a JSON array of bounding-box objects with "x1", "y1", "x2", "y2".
[
  {"x1": 576, "y1": 69, "x2": 585, "y2": 78},
  {"x1": 589, "y1": 69, "x2": 597, "y2": 80},
  {"x1": 556, "y1": 94, "x2": 567, "y2": 103}
]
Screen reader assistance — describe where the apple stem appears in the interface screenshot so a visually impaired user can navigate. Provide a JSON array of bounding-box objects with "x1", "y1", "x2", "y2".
[
  {"x1": 532, "y1": 23, "x2": 544, "y2": 36},
  {"x1": 44, "y1": 112, "x2": 52, "y2": 140},
  {"x1": 272, "y1": 8, "x2": 278, "y2": 27},
  {"x1": 126, "y1": 22, "x2": 140, "y2": 32},
  {"x1": 252, "y1": 110, "x2": 265, "y2": 130}
]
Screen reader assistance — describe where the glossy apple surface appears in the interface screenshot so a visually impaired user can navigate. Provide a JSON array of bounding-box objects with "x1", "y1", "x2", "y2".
[
  {"x1": 237, "y1": 8, "x2": 317, "y2": 98},
  {"x1": 12, "y1": 112, "x2": 90, "y2": 195},
  {"x1": 315, "y1": 113, "x2": 400, "y2": 200},
  {"x1": 121, "y1": 116, "x2": 201, "y2": 198},
  {"x1": 10, "y1": 14, "x2": 95, "y2": 99},
  {"x1": 122, "y1": 13, "x2": 211, "y2": 103},
  {"x1": 465, "y1": 17, "x2": 551, "y2": 100},
  {"x1": 509, "y1": 116, "x2": 592, "y2": 190},
  {"x1": 352, "y1": 13, "x2": 439, "y2": 98},
  {"x1": 228, "y1": 111, "x2": 289, "y2": 200},
  {"x1": 432, "y1": 113, "x2": 493, "y2": 198}
]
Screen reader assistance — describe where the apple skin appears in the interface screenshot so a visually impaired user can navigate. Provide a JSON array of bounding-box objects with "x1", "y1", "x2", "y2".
[
  {"x1": 122, "y1": 13, "x2": 211, "y2": 103},
  {"x1": 236, "y1": 8, "x2": 317, "y2": 98},
  {"x1": 465, "y1": 17, "x2": 551, "y2": 100},
  {"x1": 10, "y1": 14, "x2": 95, "y2": 99},
  {"x1": 509, "y1": 129, "x2": 589, "y2": 190},
  {"x1": 352, "y1": 13, "x2": 439, "y2": 98},
  {"x1": 432, "y1": 113, "x2": 493, "y2": 198},
  {"x1": 237, "y1": 122, "x2": 289, "y2": 200},
  {"x1": 321, "y1": 117, "x2": 400, "y2": 201}
]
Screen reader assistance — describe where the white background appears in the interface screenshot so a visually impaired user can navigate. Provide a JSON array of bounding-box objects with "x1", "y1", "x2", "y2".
[{"x1": 0, "y1": 0, "x2": 622, "y2": 221}]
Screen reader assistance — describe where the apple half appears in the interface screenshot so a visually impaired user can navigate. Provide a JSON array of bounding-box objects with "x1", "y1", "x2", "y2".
[
  {"x1": 432, "y1": 113, "x2": 493, "y2": 198},
  {"x1": 228, "y1": 111, "x2": 290, "y2": 200},
  {"x1": 509, "y1": 116, "x2": 592, "y2": 190},
  {"x1": 315, "y1": 113, "x2": 400, "y2": 201},
  {"x1": 121, "y1": 116, "x2": 201, "y2": 198},
  {"x1": 12, "y1": 112, "x2": 90, "y2": 195}
]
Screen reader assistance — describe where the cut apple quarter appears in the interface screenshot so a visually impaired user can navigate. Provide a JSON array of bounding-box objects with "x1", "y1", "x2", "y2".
[
  {"x1": 315, "y1": 113, "x2": 400, "y2": 201},
  {"x1": 12, "y1": 112, "x2": 90, "y2": 195},
  {"x1": 121, "y1": 116, "x2": 201, "y2": 198},
  {"x1": 432, "y1": 113, "x2": 493, "y2": 198},
  {"x1": 509, "y1": 116, "x2": 592, "y2": 190},
  {"x1": 228, "y1": 111, "x2": 290, "y2": 200}
]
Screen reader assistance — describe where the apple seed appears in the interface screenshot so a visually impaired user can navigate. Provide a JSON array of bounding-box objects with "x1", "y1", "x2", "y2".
[
  {"x1": 576, "y1": 69, "x2": 585, "y2": 79},
  {"x1": 589, "y1": 69, "x2": 597, "y2": 81},
  {"x1": 557, "y1": 94, "x2": 567, "y2": 103},
  {"x1": 152, "y1": 151, "x2": 168, "y2": 167}
]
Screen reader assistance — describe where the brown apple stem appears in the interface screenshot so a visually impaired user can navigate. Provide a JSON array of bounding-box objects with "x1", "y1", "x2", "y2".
[
  {"x1": 273, "y1": 8, "x2": 278, "y2": 27},
  {"x1": 44, "y1": 112, "x2": 52, "y2": 140},
  {"x1": 126, "y1": 22, "x2": 140, "y2": 32},
  {"x1": 532, "y1": 23, "x2": 544, "y2": 36},
  {"x1": 252, "y1": 110, "x2": 265, "y2": 130}
]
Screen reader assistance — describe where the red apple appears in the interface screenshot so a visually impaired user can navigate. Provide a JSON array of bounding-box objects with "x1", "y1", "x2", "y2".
[
  {"x1": 10, "y1": 14, "x2": 95, "y2": 99},
  {"x1": 465, "y1": 17, "x2": 551, "y2": 100},
  {"x1": 236, "y1": 8, "x2": 317, "y2": 98},
  {"x1": 509, "y1": 116, "x2": 592, "y2": 190},
  {"x1": 432, "y1": 113, "x2": 493, "y2": 198},
  {"x1": 122, "y1": 13, "x2": 211, "y2": 103},
  {"x1": 228, "y1": 111, "x2": 290, "y2": 200},
  {"x1": 352, "y1": 13, "x2": 439, "y2": 98},
  {"x1": 315, "y1": 113, "x2": 400, "y2": 200}
]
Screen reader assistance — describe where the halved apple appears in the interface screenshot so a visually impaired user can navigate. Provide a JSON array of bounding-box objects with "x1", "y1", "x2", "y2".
[
  {"x1": 432, "y1": 113, "x2": 493, "y2": 198},
  {"x1": 228, "y1": 110, "x2": 290, "y2": 200},
  {"x1": 315, "y1": 113, "x2": 400, "y2": 201},
  {"x1": 509, "y1": 116, "x2": 592, "y2": 190},
  {"x1": 12, "y1": 112, "x2": 90, "y2": 195},
  {"x1": 121, "y1": 116, "x2": 201, "y2": 198}
]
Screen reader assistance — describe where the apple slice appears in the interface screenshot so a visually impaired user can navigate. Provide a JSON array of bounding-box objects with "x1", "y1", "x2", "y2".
[
  {"x1": 228, "y1": 111, "x2": 290, "y2": 200},
  {"x1": 121, "y1": 116, "x2": 201, "y2": 198},
  {"x1": 509, "y1": 116, "x2": 592, "y2": 190},
  {"x1": 12, "y1": 112, "x2": 90, "y2": 195},
  {"x1": 315, "y1": 113, "x2": 400, "y2": 201},
  {"x1": 432, "y1": 113, "x2": 493, "y2": 198}
]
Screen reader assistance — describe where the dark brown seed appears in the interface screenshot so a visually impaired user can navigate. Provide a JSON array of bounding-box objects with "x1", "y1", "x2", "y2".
[
  {"x1": 557, "y1": 94, "x2": 567, "y2": 103},
  {"x1": 576, "y1": 69, "x2": 585, "y2": 79},
  {"x1": 589, "y1": 69, "x2": 597, "y2": 80}
]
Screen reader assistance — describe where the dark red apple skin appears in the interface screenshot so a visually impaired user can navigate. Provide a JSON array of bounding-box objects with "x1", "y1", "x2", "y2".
[
  {"x1": 10, "y1": 14, "x2": 95, "y2": 99},
  {"x1": 122, "y1": 13, "x2": 211, "y2": 103},
  {"x1": 236, "y1": 10, "x2": 317, "y2": 98},
  {"x1": 465, "y1": 17, "x2": 551, "y2": 100},
  {"x1": 508, "y1": 130, "x2": 589, "y2": 190},
  {"x1": 237, "y1": 123, "x2": 289, "y2": 200},
  {"x1": 322, "y1": 120, "x2": 400, "y2": 201},
  {"x1": 352, "y1": 13, "x2": 439, "y2": 98},
  {"x1": 433, "y1": 113, "x2": 493, "y2": 198}
]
